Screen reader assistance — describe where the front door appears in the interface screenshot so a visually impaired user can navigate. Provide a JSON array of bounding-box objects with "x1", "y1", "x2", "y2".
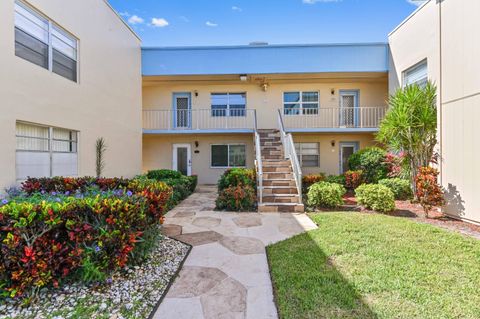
[
  {"x1": 173, "y1": 93, "x2": 191, "y2": 129},
  {"x1": 339, "y1": 142, "x2": 359, "y2": 174},
  {"x1": 173, "y1": 144, "x2": 191, "y2": 176},
  {"x1": 340, "y1": 90, "x2": 359, "y2": 127}
]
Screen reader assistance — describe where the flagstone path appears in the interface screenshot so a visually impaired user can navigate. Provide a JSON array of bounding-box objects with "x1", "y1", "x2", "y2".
[{"x1": 154, "y1": 185, "x2": 317, "y2": 319}]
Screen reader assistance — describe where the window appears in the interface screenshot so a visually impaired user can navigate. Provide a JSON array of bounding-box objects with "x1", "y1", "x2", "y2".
[
  {"x1": 211, "y1": 93, "x2": 246, "y2": 117},
  {"x1": 295, "y1": 143, "x2": 319, "y2": 167},
  {"x1": 211, "y1": 144, "x2": 246, "y2": 167},
  {"x1": 14, "y1": 0, "x2": 78, "y2": 82},
  {"x1": 403, "y1": 60, "x2": 427, "y2": 88},
  {"x1": 283, "y1": 91, "x2": 319, "y2": 115},
  {"x1": 16, "y1": 122, "x2": 78, "y2": 180}
]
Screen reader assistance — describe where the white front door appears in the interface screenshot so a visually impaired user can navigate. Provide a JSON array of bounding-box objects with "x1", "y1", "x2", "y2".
[
  {"x1": 339, "y1": 142, "x2": 359, "y2": 174},
  {"x1": 173, "y1": 144, "x2": 192, "y2": 176}
]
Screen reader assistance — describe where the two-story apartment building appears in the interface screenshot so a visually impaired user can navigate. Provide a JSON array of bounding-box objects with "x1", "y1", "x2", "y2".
[
  {"x1": 1, "y1": 0, "x2": 479, "y2": 222},
  {"x1": 0, "y1": 0, "x2": 142, "y2": 189}
]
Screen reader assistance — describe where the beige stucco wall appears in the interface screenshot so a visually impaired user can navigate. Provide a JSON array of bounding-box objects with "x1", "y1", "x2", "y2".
[
  {"x1": 439, "y1": 0, "x2": 480, "y2": 224},
  {"x1": 143, "y1": 75, "x2": 388, "y2": 130},
  {"x1": 389, "y1": 0, "x2": 480, "y2": 224},
  {"x1": 292, "y1": 133, "x2": 378, "y2": 176},
  {"x1": 0, "y1": 0, "x2": 142, "y2": 189},
  {"x1": 143, "y1": 134, "x2": 255, "y2": 185}
]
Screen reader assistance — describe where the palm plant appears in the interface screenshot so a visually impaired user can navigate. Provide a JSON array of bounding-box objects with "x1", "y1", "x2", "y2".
[
  {"x1": 377, "y1": 81, "x2": 437, "y2": 196},
  {"x1": 95, "y1": 137, "x2": 107, "y2": 178}
]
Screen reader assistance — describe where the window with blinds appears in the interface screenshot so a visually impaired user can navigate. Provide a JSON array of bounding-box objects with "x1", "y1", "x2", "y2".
[
  {"x1": 295, "y1": 143, "x2": 320, "y2": 167},
  {"x1": 211, "y1": 144, "x2": 246, "y2": 167},
  {"x1": 14, "y1": 0, "x2": 78, "y2": 82},
  {"x1": 403, "y1": 60, "x2": 428, "y2": 88},
  {"x1": 16, "y1": 122, "x2": 78, "y2": 180}
]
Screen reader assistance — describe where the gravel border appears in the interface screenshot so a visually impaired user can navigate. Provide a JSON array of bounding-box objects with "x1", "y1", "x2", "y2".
[{"x1": 0, "y1": 236, "x2": 191, "y2": 319}]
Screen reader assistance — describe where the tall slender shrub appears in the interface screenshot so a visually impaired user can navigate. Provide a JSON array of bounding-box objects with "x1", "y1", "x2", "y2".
[{"x1": 95, "y1": 138, "x2": 107, "y2": 178}]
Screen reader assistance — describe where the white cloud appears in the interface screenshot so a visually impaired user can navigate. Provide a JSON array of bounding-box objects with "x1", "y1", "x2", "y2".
[
  {"x1": 232, "y1": 6, "x2": 242, "y2": 12},
  {"x1": 128, "y1": 15, "x2": 144, "y2": 25},
  {"x1": 407, "y1": 0, "x2": 427, "y2": 6},
  {"x1": 302, "y1": 0, "x2": 341, "y2": 3},
  {"x1": 119, "y1": 11, "x2": 130, "y2": 17},
  {"x1": 151, "y1": 18, "x2": 169, "y2": 27},
  {"x1": 206, "y1": 21, "x2": 218, "y2": 27}
]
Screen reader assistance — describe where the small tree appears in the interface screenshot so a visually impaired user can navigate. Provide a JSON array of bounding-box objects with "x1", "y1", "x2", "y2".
[
  {"x1": 95, "y1": 137, "x2": 107, "y2": 178},
  {"x1": 377, "y1": 82, "x2": 437, "y2": 195},
  {"x1": 415, "y1": 167, "x2": 444, "y2": 218}
]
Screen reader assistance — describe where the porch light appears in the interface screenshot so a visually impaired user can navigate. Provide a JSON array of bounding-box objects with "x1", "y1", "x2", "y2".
[
  {"x1": 239, "y1": 74, "x2": 248, "y2": 81},
  {"x1": 331, "y1": 140, "x2": 336, "y2": 147}
]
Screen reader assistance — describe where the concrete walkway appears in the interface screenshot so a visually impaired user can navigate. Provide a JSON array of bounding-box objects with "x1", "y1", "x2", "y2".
[{"x1": 154, "y1": 185, "x2": 317, "y2": 319}]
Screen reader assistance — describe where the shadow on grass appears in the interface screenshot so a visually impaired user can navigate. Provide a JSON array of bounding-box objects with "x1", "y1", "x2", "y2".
[{"x1": 267, "y1": 229, "x2": 378, "y2": 319}]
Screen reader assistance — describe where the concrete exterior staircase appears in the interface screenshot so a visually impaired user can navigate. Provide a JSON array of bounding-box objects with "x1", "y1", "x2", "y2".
[{"x1": 257, "y1": 129, "x2": 304, "y2": 213}]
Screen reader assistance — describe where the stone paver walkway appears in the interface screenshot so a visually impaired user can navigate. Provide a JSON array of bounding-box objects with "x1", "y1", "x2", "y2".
[{"x1": 154, "y1": 185, "x2": 317, "y2": 319}]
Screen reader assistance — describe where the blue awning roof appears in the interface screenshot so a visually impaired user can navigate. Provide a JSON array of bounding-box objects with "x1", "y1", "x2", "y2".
[{"x1": 141, "y1": 43, "x2": 389, "y2": 76}]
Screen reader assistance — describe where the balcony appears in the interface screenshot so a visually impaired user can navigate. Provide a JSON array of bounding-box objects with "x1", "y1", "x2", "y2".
[
  {"x1": 143, "y1": 109, "x2": 256, "y2": 134},
  {"x1": 280, "y1": 106, "x2": 387, "y2": 133}
]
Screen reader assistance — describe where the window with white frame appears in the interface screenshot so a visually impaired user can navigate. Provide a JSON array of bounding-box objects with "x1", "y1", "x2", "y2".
[
  {"x1": 14, "y1": 0, "x2": 78, "y2": 82},
  {"x1": 211, "y1": 93, "x2": 246, "y2": 117},
  {"x1": 16, "y1": 122, "x2": 78, "y2": 180},
  {"x1": 403, "y1": 60, "x2": 428, "y2": 88},
  {"x1": 295, "y1": 143, "x2": 320, "y2": 167},
  {"x1": 211, "y1": 144, "x2": 246, "y2": 167},
  {"x1": 283, "y1": 91, "x2": 319, "y2": 115}
]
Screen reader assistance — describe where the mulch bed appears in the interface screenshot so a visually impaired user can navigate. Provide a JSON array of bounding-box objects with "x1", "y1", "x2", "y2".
[{"x1": 339, "y1": 192, "x2": 480, "y2": 240}]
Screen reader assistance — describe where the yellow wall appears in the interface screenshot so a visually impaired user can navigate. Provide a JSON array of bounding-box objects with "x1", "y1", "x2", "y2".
[
  {"x1": 143, "y1": 134, "x2": 255, "y2": 185},
  {"x1": 292, "y1": 133, "x2": 378, "y2": 176},
  {"x1": 143, "y1": 75, "x2": 388, "y2": 129},
  {"x1": 0, "y1": 0, "x2": 142, "y2": 189}
]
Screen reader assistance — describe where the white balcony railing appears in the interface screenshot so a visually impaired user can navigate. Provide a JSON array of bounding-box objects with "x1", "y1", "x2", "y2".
[
  {"x1": 281, "y1": 107, "x2": 387, "y2": 130},
  {"x1": 143, "y1": 109, "x2": 256, "y2": 131}
]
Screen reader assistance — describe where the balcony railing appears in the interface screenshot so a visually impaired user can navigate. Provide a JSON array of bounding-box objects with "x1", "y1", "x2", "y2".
[
  {"x1": 143, "y1": 109, "x2": 256, "y2": 132},
  {"x1": 280, "y1": 107, "x2": 387, "y2": 131}
]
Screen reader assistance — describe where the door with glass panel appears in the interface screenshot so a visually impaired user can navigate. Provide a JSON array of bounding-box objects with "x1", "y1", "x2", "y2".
[
  {"x1": 339, "y1": 90, "x2": 359, "y2": 127},
  {"x1": 173, "y1": 144, "x2": 191, "y2": 176},
  {"x1": 339, "y1": 142, "x2": 359, "y2": 174},
  {"x1": 173, "y1": 93, "x2": 191, "y2": 129}
]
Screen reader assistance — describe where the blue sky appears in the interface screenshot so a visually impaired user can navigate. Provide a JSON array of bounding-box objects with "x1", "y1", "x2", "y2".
[{"x1": 108, "y1": 0, "x2": 424, "y2": 47}]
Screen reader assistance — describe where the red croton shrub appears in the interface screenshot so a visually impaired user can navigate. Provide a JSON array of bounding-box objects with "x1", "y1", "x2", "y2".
[
  {"x1": 344, "y1": 170, "x2": 364, "y2": 190},
  {"x1": 302, "y1": 174, "x2": 326, "y2": 193},
  {"x1": 415, "y1": 166, "x2": 445, "y2": 218},
  {"x1": 0, "y1": 178, "x2": 172, "y2": 299},
  {"x1": 21, "y1": 177, "x2": 131, "y2": 195}
]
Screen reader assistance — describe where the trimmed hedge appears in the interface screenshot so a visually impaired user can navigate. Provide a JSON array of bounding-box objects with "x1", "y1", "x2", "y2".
[
  {"x1": 146, "y1": 170, "x2": 198, "y2": 208},
  {"x1": 216, "y1": 169, "x2": 256, "y2": 211},
  {"x1": 348, "y1": 147, "x2": 388, "y2": 183},
  {"x1": 355, "y1": 184, "x2": 395, "y2": 213},
  {"x1": 307, "y1": 182, "x2": 346, "y2": 209},
  {"x1": 379, "y1": 178, "x2": 412, "y2": 200},
  {"x1": 302, "y1": 174, "x2": 326, "y2": 194},
  {"x1": 0, "y1": 178, "x2": 172, "y2": 298},
  {"x1": 216, "y1": 185, "x2": 256, "y2": 212}
]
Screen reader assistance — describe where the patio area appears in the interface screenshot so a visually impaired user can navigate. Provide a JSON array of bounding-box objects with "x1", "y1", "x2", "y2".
[{"x1": 155, "y1": 185, "x2": 317, "y2": 319}]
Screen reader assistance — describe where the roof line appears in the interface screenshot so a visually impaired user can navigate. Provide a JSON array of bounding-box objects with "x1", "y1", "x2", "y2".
[
  {"x1": 141, "y1": 42, "x2": 388, "y2": 51},
  {"x1": 102, "y1": 0, "x2": 141, "y2": 42},
  {"x1": 389, "y1": 0, "x2": 432, "y2": 37}
]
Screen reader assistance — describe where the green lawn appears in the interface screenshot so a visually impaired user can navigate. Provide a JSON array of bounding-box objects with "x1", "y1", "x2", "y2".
[{"x1": 267, "y1": 212, "x2": 480, "y2": 319}]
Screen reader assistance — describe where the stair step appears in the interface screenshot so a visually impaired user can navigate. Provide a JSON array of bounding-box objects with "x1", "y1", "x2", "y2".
[
  {"x1": 262, "y1": 187, "x2": 298, "y2": 195},
  {"x1": 258, "y1": 203, "x2": 304, "y2": 213},
  {"x1": 262, "y1": 194, "x2": 300, "y2": 203},
  {"x1": 263, "y1": 180, "x2": 297, "y2": 187},
  {"x1": 262, "y1": 166, "x2": 292, "y2": 173},
  {"x1": 264, "y1": 172, "x2": 294, "y2": 179}
]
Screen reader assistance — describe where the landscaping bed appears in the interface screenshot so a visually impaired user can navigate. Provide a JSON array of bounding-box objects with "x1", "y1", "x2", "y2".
[
  {"x1": 267, "y1": 212, "x2": 480, "y2": 319},
  {"x1": 0, "y1": 171, "x2": 196, "y2": 318},
  {"x1": 0, "y1": 236, "x2": 189, "y2": 319}
]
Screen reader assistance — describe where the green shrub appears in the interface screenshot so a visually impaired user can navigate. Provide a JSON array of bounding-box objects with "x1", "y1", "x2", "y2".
[
  {"x1": 325, "y1": 174, "x2": 346, "y2": 186},
  {"x1": 307, "y1": 182, "x2": 346, "y2": 209},
  {"x1": 216, "y1": 185, "x2": 256, "y2": 211},
  {"x1": 187, "y1": 175, "x2": 198, "y2": 193},
  {"x1": 302, "y1": 174, "x2": 326, "y2": 193},
  {"x1": 218, "y1": 168, "x2": 256, "y2": 191},
  {"x1": 355, "y1": 184, "x2": 395, "y2": 212},
  {"x1": 147, "y1": 169, "x2": 183, "y2": 180},
  {"x1": 348, "y1": 147, "x2": 388, "y2": 183},
  {"x1": 379, "y1": 178, "x2": 412, "y2": 200}
]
